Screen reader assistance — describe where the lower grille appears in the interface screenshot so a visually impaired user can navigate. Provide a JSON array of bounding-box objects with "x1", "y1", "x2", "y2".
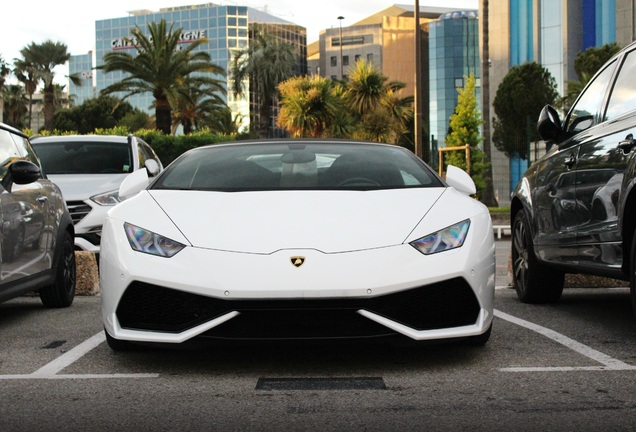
[
  {"x1": 116, "y1": 278, "x2": 481, "y2": 339},
  {"x1": 66, "y1": 200, "x2": 91, "y2": 225}
]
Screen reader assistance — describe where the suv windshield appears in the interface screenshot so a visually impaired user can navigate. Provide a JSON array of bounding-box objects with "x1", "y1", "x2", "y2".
[
  {"x1": 152, "y1": 142, "x2": 442, "y2": 191},
  {"x1": 32, "y1": 141, "x2": 133, "y2": 174}
]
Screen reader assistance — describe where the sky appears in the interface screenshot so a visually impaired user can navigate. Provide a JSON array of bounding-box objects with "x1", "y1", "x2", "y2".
[{"x1": 1, "y1": 0, "x2": 477, "y2": 80}]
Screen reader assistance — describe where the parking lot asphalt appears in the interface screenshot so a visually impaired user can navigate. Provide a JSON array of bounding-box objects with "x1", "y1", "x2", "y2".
[{"x1": 495, "y1": 237, "x2": 511, "y2": 288}]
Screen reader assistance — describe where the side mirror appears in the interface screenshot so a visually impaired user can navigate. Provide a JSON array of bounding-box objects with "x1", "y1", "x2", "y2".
[
  {"x1": 537, "y1": 105, "x2": 563, "y2": 142},
  {"x1": 1, "y1": 160, "x2": 41, "y2": 192},
  {"x1": 119, "y1": 168, "x2": 150, "y2": 200},
  {"x1": 445, "y1": 165, "x2": 476, "y2": 196},
  {"x1": 145, "y1": 159, "x2": 160, "y2": 177}
]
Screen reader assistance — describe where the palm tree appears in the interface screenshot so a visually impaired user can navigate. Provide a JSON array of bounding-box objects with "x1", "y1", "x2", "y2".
[
  {"x1": 277, "y1": 75, "x2": 341, "y2": 138},
  {"x1": 381, "y1": 83, "x2": 414, "y2": 145},
  {"x1": 342, "y1": 60, "x2": 413, "y2": 145},
  {"x1": 2, "y1": 84, "x2": 28, "y2": 127},
  {"x1": 0, "y1": 55, "x2": 10, "y2": 122},
  {"x1": 345, "y1": 60, "x2": 389, "y2": 117},
  {"x1": 13, "y1": 58, "x2": 39, "y2": 129},
  {"x1": 203, "y1": 106, "x2": 246, "y2": 135},
  {"x1": 99, "y1": 19, "x2": 226, "y2": 135},
  {"x1": 169, "y1": 77, "x2": 226, "y2": 134},
  {"x1": 230, "y1": 29, "x2": 296, "y2": 138},
  {"x1": 17, "y1": 40, "x2": 80, "y2": 131},
  {"x1": 558, "y1": 71, "x2": 592, "y2": 114}
]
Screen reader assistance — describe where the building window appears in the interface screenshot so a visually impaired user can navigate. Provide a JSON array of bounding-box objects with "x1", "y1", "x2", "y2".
[
  {"x1": 343, "y1": 55, "x2": 349, "y2": 66},
  {"x1": 330, "y1": 56, "x2": 337, "y2": 67},
  {"x1": 367, "y1": 53, "x2": 373, "y2": 63},
  {"x1": 330, "y1": 75, "x2": 338, "y2": 80},
  {"x1": 455, "y1": 78, "x2": 464, "y2": 88},
  {"x1": 355, "y1": 54, "x2": 361, "y2": 63}
]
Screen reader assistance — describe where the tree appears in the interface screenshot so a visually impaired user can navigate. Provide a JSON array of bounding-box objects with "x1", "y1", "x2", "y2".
[
  {"x1": 230, "y1": 29, "x2": 296, "y2": 138},
  {"x1": 2, "y1": 84, "x2": 28, "y2": 128},
  {"x1": 53, "y1": 95, "x2": 138, "y2": 133},
  {"x1": 492, "y1": 62, "x2": 558, "y2": 159},
  {"x1": 99, "y1": 19, "x2": 225, "y2": 135},
  {"x1": 277, "y1": 75, "x2": 342, "y2": 138},
  {"x1": 345, "y1": 60, "x2": 389, "y2": 117},
  {"x1": 0, "y1": 55, "x2": 9, "y2": 90},
  {"x1": 17, "y1": 40, "x2": 80, "y2": 132},
  {"x1": 381, "y1": 83, "x2": 414, "y2": 146},
  {"x1": 169, "y1": 77, "x2": 226, "y2": 134},
  {"x1": 559, "y1": 43, "x2": 621, "y2": 112},
  {"x1": 202, "y1": 106, "x2": 246, "y2": 135},
  {"x1": 444, "y1": 74, "x2": 488, "y2": 198},
  {"x1": 344, "y1": 60, "x2": 413, "y2": 144},
  {"x1": 0, "y1": 55, "x2": 10, "y2": 122},
  {"x1": 574, "y1": 42, "x2": 621, "y2": 78},
  {"x1": 13, "y1": 58, "x2": 39, "y2": 129}
]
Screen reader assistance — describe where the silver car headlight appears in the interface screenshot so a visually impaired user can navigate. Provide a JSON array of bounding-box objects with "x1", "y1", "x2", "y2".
[
  {"x1": 410, "y1": 219, "x2": 470, "y2": 255},
  {"x1": 124, "y1": 222, "x2": 185, "y2": 257},
  {"x1": 91, "y1": 190, "x2": 121, "y2": 206}
]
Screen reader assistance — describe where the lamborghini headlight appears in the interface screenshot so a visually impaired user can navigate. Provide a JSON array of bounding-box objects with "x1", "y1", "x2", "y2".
[
  {"x1": 124, "y1": 222, "x2": 185, "y2": 257},
  {"x1": 410, "y1": 219, "x2": 470, "y2": 255}
]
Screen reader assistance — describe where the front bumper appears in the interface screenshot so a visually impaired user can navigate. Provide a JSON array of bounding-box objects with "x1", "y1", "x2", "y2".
[
  {"x1": 67, "y1": 199, "x2": 109, "y2": 252},
  {"x1": 101, "y1": 217, "x2": 495, "y2": 344}
]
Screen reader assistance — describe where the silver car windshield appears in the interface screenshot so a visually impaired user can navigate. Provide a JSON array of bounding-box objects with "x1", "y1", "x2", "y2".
[{"x1": 152, "y1": 142, "x2": 443, "y2": 191}]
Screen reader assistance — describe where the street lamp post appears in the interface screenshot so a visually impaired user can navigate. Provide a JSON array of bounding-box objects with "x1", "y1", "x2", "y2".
[{"x1": 338, "y1": 16, "x2": 344, "y2": 79}]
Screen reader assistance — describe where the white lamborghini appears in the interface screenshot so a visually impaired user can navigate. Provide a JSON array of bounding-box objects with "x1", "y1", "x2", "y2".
[{"x1": 100, "y1": 140, "x2": 495, "y2": 350}]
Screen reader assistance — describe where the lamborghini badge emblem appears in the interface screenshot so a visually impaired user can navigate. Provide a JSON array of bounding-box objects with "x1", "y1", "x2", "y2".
[{"x1": 291, "y1": 256, "x2": 306, "y2": 268}]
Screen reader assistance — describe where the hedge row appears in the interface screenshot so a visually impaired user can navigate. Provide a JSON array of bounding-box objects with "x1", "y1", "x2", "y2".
[{"x1": 28, "y1": 127, "x2": 238, "y2": 166}]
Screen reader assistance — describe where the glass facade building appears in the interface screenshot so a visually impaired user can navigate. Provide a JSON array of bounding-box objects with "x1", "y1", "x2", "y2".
[
  {"x1": 583, "y1": 0, "x2": 616, "y2": 48},
  {"x1": 68, "y1": 52, "x2": 95, "y2": 103},
  {"x1": 69, "y1": 4, "x2": 306, "y2": 133},
  {"x1": 498, "y1": 0, "x2": 619, "y2": 200},
  {"x1": 428, "y1": 10, "x2": 480, "y2": 165}
]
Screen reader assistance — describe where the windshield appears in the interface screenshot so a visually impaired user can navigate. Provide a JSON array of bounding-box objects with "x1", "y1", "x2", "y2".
[
  {"x1": 32, "y1": 141, "x2": 133, "y2": 174},
  {"x1": 152, "y1": 141, "x2": 443, "y2": 191}
]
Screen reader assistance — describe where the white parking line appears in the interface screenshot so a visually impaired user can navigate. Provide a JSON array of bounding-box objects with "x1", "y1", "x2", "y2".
[
  {"x1": 0, "y1": 331, "x2": 158, "y2": 380},
  {"x1": 494, "y1": 309, "x2": 636, "y2": 372}
]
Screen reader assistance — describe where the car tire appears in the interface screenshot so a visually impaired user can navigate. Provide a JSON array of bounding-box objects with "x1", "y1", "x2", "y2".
[
  {"x1": 512, "y1": 210, "x2": 564, "y2": 303},
  {"x1": 104, "y1": 329, "x2": 133, "y2": 351},
  {"x1": 39, "y1": 231, "x2": 76, "y2": 308}
]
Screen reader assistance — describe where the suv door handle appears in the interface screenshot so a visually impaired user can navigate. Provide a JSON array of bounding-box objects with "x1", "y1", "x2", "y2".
[
  {"x1": 37, "y1": 196, "x2": 48, "y2": 204},
  {"x1": 618, "y1": 134, "x2": 636, "y2": 153}
]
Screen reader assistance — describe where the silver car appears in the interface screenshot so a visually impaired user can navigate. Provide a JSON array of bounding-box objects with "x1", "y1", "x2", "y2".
[
  {"x1": 31, "y1": 135, "x2": 162, "y2": 253},
  {"x1": 0, "y1": 122, "x2": 76, "y2": 307}
]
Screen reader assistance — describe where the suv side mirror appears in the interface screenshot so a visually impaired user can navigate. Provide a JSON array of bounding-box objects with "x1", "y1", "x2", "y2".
[
  {"x1": 537, "y1": 105, "x2": 563, "y2": 142},
  {"x1": 1, "y1": 160, "x2": 41, "y2": 192}
]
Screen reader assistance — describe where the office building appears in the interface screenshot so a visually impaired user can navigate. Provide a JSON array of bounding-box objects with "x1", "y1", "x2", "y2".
[
  {"x1": 480, "y1": 0, "x2": 634, "y2": 206},
  {"x1": 428, "y1": 10, "x2": 480, "y2": 168},
  {"x1": 69, "y1": 3, "x2": 307, "y2": 135}
]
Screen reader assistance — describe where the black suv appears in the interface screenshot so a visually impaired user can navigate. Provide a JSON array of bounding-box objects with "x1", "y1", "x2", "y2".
[
  {"x1": 0, "y1": 122, "x2": 76, "y2": 307},
  {"x1": 511, "y1": 40, "x2": 636, "y2": 315}
]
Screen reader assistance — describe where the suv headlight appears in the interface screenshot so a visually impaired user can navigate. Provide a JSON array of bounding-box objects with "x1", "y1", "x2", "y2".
[
  {"x1": 91, "y1": 190, "x2": 121, "y2": 206},
  {"x1": 124, "y1": 223, "x2": 185, "y2": 257},
  {"x1": 410, "y1": 220, "x2": 470, "y2": 255}
]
